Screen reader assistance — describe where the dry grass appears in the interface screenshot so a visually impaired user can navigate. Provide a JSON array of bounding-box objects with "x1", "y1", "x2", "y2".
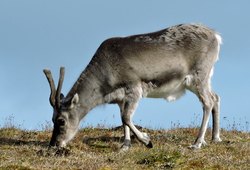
[{"x1": 0, "y1": 126, "x2": 249, "y2": 170}]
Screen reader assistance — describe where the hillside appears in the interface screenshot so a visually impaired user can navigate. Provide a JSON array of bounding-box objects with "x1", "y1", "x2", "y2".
[{"x1": 0, "y1": 126, "x2": 249, "y2": 170}]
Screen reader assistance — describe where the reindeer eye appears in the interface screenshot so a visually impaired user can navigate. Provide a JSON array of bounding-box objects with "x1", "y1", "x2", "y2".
[{"x1": 57, "y1": 118, "x2": 66, "y2": 126}]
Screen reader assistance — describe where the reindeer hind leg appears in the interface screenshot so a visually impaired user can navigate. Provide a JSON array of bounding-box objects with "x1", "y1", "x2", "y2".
[
  {"x1": 187, "y1": 71, "x2": 214, "y2": 149},
  {"x1": 211, "y1": 92, "x2": 222, "y2": 142}
]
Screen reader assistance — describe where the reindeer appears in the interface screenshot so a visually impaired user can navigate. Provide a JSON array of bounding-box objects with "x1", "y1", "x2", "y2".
[{"x1": 43, "y1": 23, "x2": 222, "y2": 150}]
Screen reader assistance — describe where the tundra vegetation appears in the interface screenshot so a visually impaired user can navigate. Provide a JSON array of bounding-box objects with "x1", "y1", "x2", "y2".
[{"x1": 0, "y1": 119, "x2": 249, "y2": 170}]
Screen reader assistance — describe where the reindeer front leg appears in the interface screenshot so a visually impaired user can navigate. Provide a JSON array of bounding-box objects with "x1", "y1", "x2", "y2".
[
  {"x1": 119, "y1": 85, "x2": 153, "y2": 151},
  {"x1": 118, "y1": 102, "x2": 132, "y2": 151}
]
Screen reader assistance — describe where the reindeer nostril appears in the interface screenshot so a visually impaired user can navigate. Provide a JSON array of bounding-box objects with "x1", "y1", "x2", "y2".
[{"x1": 57, "y1": 118, "x2": 66, "y2": 126}]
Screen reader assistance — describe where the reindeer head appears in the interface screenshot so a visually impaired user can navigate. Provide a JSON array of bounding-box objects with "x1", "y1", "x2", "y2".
[{"x1": 43, "y1": 67, "x2": 80, "y2": 147}]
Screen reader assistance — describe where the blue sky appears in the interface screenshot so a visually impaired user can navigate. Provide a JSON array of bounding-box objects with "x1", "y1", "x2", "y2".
[{"x1": 0, "y1": 0, "x2": 249, "y2": 131}]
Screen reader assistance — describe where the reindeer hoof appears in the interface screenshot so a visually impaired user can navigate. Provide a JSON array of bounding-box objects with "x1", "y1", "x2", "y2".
[
  {"x1": 146, "y1": 141, "x2": 153, "y2": 148},
  {"x1": 120, "y1": 139, "x2": 131, "y2": 152},
  {"x1": 188, "y1": 139, "x2": 207, "y2": 149},
  {"x1": 212, "y1": 137, "x2": 222, "y2": 143},
  {"x1": 119, "y1": 145, "x2": 130, "y2": 152},
  {"x1": 188, "y1": 144, "x2": 201, "y2": 150}
]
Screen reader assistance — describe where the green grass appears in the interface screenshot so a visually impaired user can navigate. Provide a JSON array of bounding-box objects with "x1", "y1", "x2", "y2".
[{"x1": 0, "y1": 126, "x2": 249, "y2": 170}]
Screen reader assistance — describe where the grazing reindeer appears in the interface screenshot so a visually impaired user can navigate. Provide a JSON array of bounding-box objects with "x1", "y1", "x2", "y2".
[{"x1": 44, "y1": 23, "x2": 222, "y2": 150}]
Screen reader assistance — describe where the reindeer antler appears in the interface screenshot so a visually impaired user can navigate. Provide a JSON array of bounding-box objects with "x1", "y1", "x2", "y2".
[
  {"x1": 43, "y1": 67, "x2": 65, "y2": 109},
  {"x1": 43, "y1": 69, "x2": 56, "y2": 107},
  {"x1": 56, "y1": 67, "x2": 65, "y2": 109}
]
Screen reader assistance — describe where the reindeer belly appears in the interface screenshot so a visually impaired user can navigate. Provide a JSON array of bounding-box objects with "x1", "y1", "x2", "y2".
[{"x1": 142, "y1": 79, "x2": 186, "y2": 101}]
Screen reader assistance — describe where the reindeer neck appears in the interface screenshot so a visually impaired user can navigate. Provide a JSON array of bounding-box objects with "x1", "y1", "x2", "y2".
[{"x1": 66, "y1": 68, "x2": 104, "y2": 118}]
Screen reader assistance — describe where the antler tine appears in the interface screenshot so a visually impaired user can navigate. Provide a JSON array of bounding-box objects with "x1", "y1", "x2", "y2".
[
  {"x1": 56, "y1": 67, "x2": 65, "y2": 109},
  {"x1": 43, "y1": 69, "x2": 56, "y2": 107}
]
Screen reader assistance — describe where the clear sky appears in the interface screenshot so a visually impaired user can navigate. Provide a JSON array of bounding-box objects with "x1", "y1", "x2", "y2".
[{"x1": 0, "y1": 0, "x2": 249, "y2": 131}]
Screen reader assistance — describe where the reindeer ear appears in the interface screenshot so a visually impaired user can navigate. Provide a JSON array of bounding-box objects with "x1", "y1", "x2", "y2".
[{"x1": 70, "y1": 93, "x2": 79, "y2": 109}]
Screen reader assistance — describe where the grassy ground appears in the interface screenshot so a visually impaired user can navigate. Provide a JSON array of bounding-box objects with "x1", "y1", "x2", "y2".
[{"x1": 0, "y1": 126, "x2": 249, "y2": 170}]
